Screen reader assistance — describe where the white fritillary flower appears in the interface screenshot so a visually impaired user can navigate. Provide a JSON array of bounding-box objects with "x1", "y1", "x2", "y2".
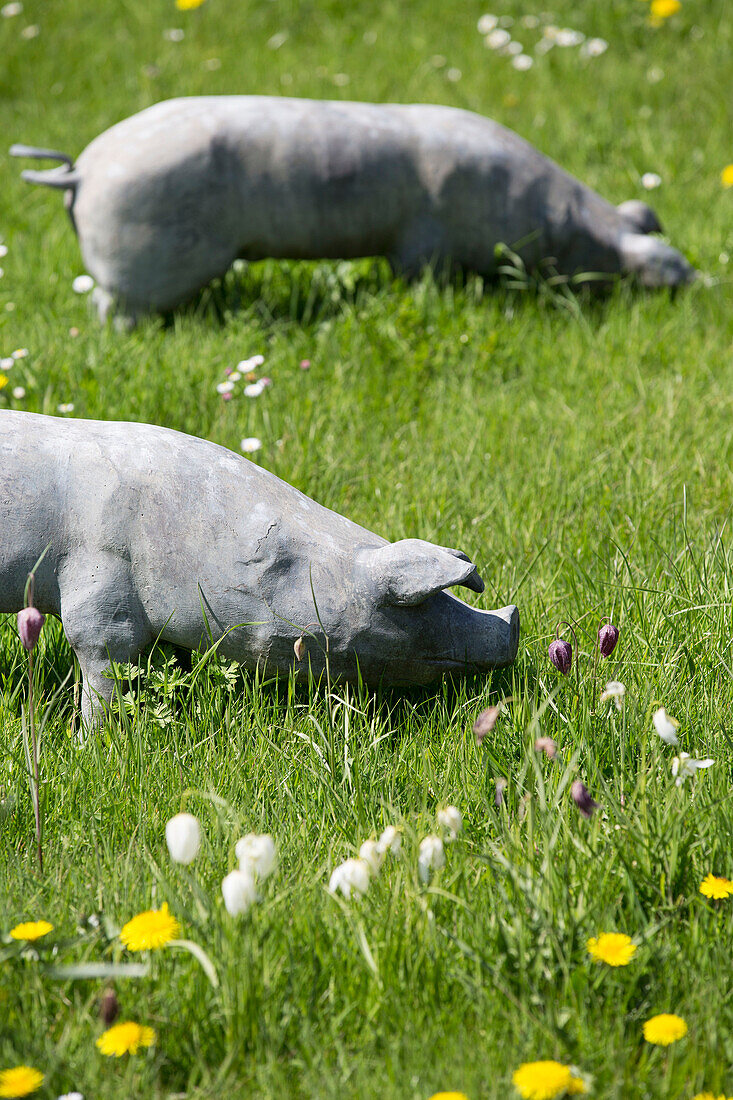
[
  {"x1": 235, "y1": 833, "x2": 277, "y2": 880},
  {"x1": 358, "y1": 839, "x2": 384, "y2": 876},
  {"x1": 671, "y1": 752, "x2": 713, "y2": 786},
  {"x1": 418, "y1": 835, "x2": 445, "y2": 883},
  {"x1": 653, "y1": 707, "x2": 679, "y2": 746},
  {"x1": 376, "y1": 825, "x2": 402, "y2": 857},
  {"x1": 328, "y1": 857, "x2": 370, "y2": 899},
  {"x1": 437, "y1": 805, "x2": 463, "y2": 838},
  {"x1": 165, "y1": 813, "x2": 201, "y2": 864},
  {"x1": 222, "y1": 868, "x2": 257, "y2": 915}
]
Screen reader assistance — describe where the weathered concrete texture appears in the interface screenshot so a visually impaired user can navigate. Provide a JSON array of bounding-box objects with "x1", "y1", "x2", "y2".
[
  {"x1": 13, "y1": 97, "x2": 694, "y2": 323},
  {"x1": 0, "y1": 412, "x2": 519, "y2": 724}
]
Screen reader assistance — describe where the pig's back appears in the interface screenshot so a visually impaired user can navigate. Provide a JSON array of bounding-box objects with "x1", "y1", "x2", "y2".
[{"x1": 0, "y1": 413, "x2": 380, "y2": 608}]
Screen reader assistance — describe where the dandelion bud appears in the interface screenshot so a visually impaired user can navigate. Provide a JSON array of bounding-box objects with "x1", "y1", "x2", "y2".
[
  {"x1": 534, "y1": 736, "x2": 558, "y2": 759},
  {"x1": 165, "y1": 813, "x2": 201, "y2": 865},
  {"x1": 548, "y1": 638, "x2": 572, "y2": 675},
  {"x1": 598, "y1": 622, "x2": 620, "y2": 657},
  {"x1": 98, "y1": 987, "x2": 119, "y2": 1026},
  {"x1": 571, "y1": 779, "x2": 599, "y2": 819},
  {"x1": 17, "y1": 606, "x2": 45, "y2": 651},
  {"x1": 221, "y1": 868, "x2": 257, "y2": 915},
  {"x1": 418, "y1": 835, "x2": 445, "y2": 883},
  {"x1": 437, "y1": 805, "x2": 463, "y2": 837},
  {"x1": 235, "y1": 833, "x2": 277, "y2": 879},
  {"x1": 494, "y1": 777, "x2": 508, "y2": 807}
]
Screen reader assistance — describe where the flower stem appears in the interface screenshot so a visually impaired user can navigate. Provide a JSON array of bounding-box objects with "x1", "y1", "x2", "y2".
[
  {"x1": 25, "y1": 568, "x2": 43, "y2": 873},
  {"x1": 28, "y1": 646, "x2": 43, "y2": 873}
]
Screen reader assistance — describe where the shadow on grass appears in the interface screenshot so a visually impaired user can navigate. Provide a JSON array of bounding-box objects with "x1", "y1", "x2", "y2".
[
  {"x1": 1, "y1": 610, "x2": 530, "y2": 744},
  {"x1": 165, "y1": 256, "x2": 396, "y2": 330},
  {"x1": 155, "y1": 253, "x2": 689, "y2": 333}
]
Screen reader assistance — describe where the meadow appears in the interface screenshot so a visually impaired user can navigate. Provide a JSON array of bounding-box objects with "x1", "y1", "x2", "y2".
[{"x1": 1, "y1": 0, "x2": 732, "y2": 1097}]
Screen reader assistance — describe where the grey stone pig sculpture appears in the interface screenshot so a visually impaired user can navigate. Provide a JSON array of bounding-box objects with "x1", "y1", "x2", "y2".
[
  {"x1": 0, "y1": 411, "x2": 519, "y2": 725},
  {"x1": 11, "y1": 96, "x2": 693, "y2": 324}
]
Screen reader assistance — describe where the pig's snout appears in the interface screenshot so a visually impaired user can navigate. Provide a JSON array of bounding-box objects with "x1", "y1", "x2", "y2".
[
  {"x1": 426, "y1": 594, "x2": 520, "y2": 677},
  {"x1": 471, "y1": 602, "x2": 520, "y2": 669}
]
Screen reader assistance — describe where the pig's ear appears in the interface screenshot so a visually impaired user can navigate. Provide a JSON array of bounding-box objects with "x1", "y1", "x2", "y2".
[{"x1": 359, "y1": 539, "x2": 485, "y2": 606}]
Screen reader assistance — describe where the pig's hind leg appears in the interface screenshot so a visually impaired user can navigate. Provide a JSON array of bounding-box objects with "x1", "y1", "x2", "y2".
[{"x1": 58, "y1": 557, "x2": 153, "y2": 732}]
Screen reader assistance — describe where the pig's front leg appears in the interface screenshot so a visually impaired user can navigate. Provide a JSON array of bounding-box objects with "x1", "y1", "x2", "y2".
[
  {"x1": 58, "y1": 555, "x2": 153, "y2": 732},
  {"x1": 90, "y1": 286, "x2": 142, "y2": 331}
]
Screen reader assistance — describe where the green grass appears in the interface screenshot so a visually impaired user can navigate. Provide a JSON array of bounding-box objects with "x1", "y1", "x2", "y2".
[{"x1": 1, "y1": 0, "x2": 733, "y2": 1096}]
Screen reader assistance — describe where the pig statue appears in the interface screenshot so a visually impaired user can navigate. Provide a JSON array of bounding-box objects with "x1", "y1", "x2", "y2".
[
  {"x1": 11, "y1": 96, "x2": 693, "y2": 325},
  {"x1": 0, "y1": 412, "x2": 519, "y2": 725}
]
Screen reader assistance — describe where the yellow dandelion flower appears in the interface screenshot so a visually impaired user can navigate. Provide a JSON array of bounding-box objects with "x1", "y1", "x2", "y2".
[
  {"x1": 96, "y1": 1021, "x2": 156, "y2": 1057},
  {"x1": 0, "y1": 374, "x2": 8, "y2": 390},
  {"x1": 643, "y1": 1013, "x2": 688, "y2": 1045},
  {"x1": 650, "y1": 0, "x2": 681, "y2": 17},
  {"x1": 175, "y1": 0, "x2": 206, "y2": 9},
  {"x1": 0, "y1": 1066, "x2": 44, "y2": 1098},
  {"x1": 700, "y1": 873, "x2": 733, "y2": 900},
  {"x1": 512, "y1": 1061, "x2": 587, "y2": 1099},
  {"x1": 428, "y1": 1094, "x2": 470, "y2": 1100},
  {"x1": 691, "y1": 1093, "x2": 729, "y2": 1100},
  {"x1": 722, "y1": 166, "x2": 733, "y2": 189},
  {"x1": 9, "y1": 920, "x2": 53, "y2": 942},
  {"x1": 586, "y1": 933, "x2": 637, "y2": 967},
  {"x1": 119, "y1": 902, "x2": 180, "y2": 951}
]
